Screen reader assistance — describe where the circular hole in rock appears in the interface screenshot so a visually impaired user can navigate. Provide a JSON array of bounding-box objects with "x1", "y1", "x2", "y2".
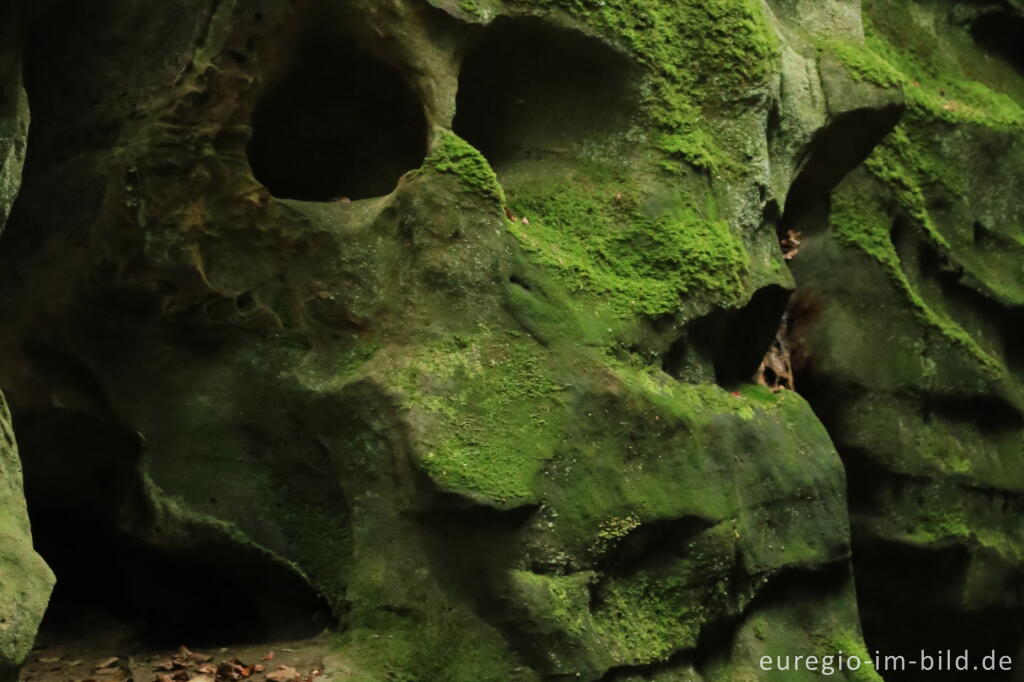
[
  {"x1": 247, "y1": 36, "x2": 427, "y2": 202},
  {"x1": 453, "y1": 18, "x2": 638, "y2": 169}
]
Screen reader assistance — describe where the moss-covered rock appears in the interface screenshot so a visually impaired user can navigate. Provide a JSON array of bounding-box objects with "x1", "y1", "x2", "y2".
[
  {"x1": 785, "y1": 0, "x2": 1024, "y2": 664},
  {"x1": 6, "y1": 0, "x2": 1022, "y2": 679},
  {"x1": 0, "y1": 392, "x2": 54, "y2": 682}
]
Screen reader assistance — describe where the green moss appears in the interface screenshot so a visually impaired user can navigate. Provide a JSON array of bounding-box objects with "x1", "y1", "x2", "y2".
[
  {"x1": 421, "y1": 133, "x2": 505, "y2": 203},
  {"x1": 509, "y1": 0, "x2": 778, "y2": 172},
  {"x1": 826, "y1": 29, "x2": 1024, "y2": 130},
  {"x1": 824, "y1": 631, "x2": 886, "y2": 682},
  {"x1": 823, "y1": 38, "x2": 903, "y2": 89},
  {"x1": 592, "y1": 571, "x2": 703, "y2": 662},
  {"x1": 830, "y1": 1, "x2": 1024, "y2": 129},
  {"x1": 738, "y1": 382, "x2": 784, "y2": 405},
  {"x1": 829, "y1": 191, "x2": 900, "y2": 270},
  {"x1": 838, "y1": 2, "x2": 1024, "y2": 317},
  {"x1": 864, "y1": 127, "x2": 957, "y2": 246},
  {"x1": 458, "y1": 0, "x2": 484, "y2": 18},
  {"x1": 396, "y1": 328, "x2": 567, "y2": 506},
  {"x1": 905, "y1": 511, "x2": 971, "y2": 545},
  {"x1": 508, "y1": 570, "x2": 596, "y2": 639},
  {"x1": 506, "y1": 168, "x2": 748, "y2": 318},
  {"x1": 589, "y1": 521, "x2": 738, "y2": 665},
  {"x1": 591, "y1": 513, "x2": 642, "y2": 554},
  {"x1": 341, "y1": 606, "x2": 535, "y2": 682}
]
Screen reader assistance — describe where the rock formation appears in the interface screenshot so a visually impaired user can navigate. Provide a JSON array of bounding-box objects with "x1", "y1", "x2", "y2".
[{"x1": 0, "y1": 1, "x2": 1020, "y2": 680}]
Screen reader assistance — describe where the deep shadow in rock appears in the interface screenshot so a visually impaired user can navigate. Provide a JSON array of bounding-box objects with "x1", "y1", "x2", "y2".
[
  {"x1": 247, "y1": 22, "x2": 427, "y2": 202},
  {"x1": 594, "y1": 516, "x2": 716, "y2": 578},
  {"x1": 453, "y1": 18, "x2": 638, "y2": 169},
  {"x1": 971, "y1": 11, "x2": 1024, "y2": 75},
  {"x1": 853, "y1": 529, "x2": 1023, "y2": 681},
  {"x1": 15, "y1": 403, "x2": 331, "y2": 647},
  {"x1": 664, "y1": 284, "x2": 792, "y2": 387},
  {"x1": 779, "y1": 102, "x2": 903, "y2": 234}
]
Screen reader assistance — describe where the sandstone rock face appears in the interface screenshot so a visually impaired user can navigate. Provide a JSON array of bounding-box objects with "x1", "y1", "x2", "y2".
[{"x1": 0, "y1": 0, "x2": 1020, "y2": 680}]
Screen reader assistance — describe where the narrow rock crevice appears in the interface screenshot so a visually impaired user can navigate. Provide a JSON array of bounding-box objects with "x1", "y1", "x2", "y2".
[
  {"x1": 594, "y1": 516, "x2": 717, "y2": 578},
  {"x1": 779, "y1": 101, "x2": 903, "y2": 234}
]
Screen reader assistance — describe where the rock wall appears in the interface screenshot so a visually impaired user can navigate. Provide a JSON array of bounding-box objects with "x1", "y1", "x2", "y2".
[
  {"x1": 785, "y1": 0, "x2": 1024, "y2": 669},
  {"x1": 0, "y1": 0, "x2": 1019, "y2": 681}
]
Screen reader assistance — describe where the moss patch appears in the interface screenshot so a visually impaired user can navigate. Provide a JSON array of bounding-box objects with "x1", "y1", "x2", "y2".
[
  {"x1": 822, "y1": 38, "x2": 903, "y2": 89},
  {"x1": 396, "y1": 329, "x2": 568, "y2": 506},
  {"x1": 340, "y1": 606, "x2": 535, "y2": 682},
  {"x1": 420, "y1": 133, "x2": 505, "y2": 203},
  {"x1": 505, "y1": 167, "x2": 748, "y2": 318}
]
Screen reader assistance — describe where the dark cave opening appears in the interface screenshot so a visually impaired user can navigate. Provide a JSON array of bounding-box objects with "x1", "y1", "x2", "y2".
[
  {"x1": 453, "y1": 18, "x2": 638, "y2": 169},
  {"x1": 247, "y1": 32, "x2": 427, "y2": 202},
  {"x1": 665, "y1": 285, "x2": 792, "y2": 388},
  {"x1": 971, "y1": 12, "x2": 1024, "y2": 75},
  {"x1": 15, "y1": 403, "x2": 331, "y2": 648}
]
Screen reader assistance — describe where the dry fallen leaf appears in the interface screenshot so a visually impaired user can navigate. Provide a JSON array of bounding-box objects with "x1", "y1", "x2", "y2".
[
  {"x1": 96, "y1": 658, "x2": 120, "y2": 670},
  {"x1": 253, "y1": 665, "x2": 265, "y2": 674},
  {"x1": 155, "y1": 674, "x2": 173, "y2": 682},
  {"x1": 261, "y1": 652, "x2": 275, "y2": 662},
  {"x1": 217, "y1": 661, "x2": 250, "y2": 680},
  {"x1": 780, "y1": 229, "x2": 802, "y2": 261},
  {"x1": 38, "y1": 656, "x2": 62, "y2": 664},
  {"x1": 153, "y1": 660, "x2": 175, "y2": 672}
]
